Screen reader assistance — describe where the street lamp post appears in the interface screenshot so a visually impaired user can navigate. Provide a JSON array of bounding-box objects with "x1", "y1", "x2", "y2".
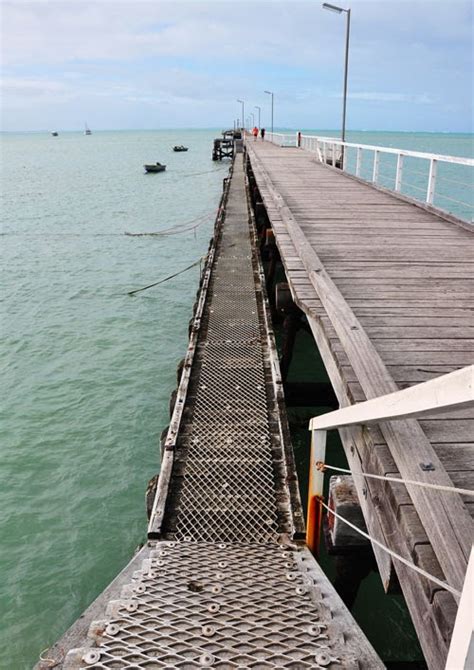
[
  {"x1": 237, "y1": 99, "x2": 245, "y2": 132},
  {"x1": 255, "y1": 105, "x2": 261, "y2": 128},
  {"x1": 250, "y1": 112, "x2": 255, "y2": 127},
  {"x1": 322, "y1": 3, "x2": 351, "y2": 143},
  {"x1": 264, "y1": 90, "x2": 274, "y2": 136}
]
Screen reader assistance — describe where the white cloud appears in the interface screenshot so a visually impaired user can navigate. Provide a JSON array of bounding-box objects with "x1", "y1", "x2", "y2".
[{"x1": 0, "y1": 1, "x2": 471, "y2": 131}]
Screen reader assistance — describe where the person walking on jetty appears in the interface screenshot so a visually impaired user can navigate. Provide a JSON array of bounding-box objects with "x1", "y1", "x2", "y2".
[
  {"x1": 260, "y1": 127, "x2": 265, "y2": 141},
  {"x1": 252, "y1": 126, "x2": 259, "y2": 141}
]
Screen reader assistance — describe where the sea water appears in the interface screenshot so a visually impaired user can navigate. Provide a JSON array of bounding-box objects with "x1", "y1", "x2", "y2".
[{"x1": 1, "y1": 129, "x2": 472, "y2": 668}]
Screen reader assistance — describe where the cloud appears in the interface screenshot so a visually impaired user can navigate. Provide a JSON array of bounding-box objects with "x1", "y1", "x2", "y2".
[{"x1": 0, "y1": 1, "x2": 472, "y2": 131}]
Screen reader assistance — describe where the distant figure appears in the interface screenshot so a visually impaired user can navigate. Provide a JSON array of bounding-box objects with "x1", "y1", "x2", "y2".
[
  {"x1": 252, "y1": 126, "x2": 259, "y2": 141},
  {"x1": 260, "y1": 128, "x2": 266, "y2": 141}
]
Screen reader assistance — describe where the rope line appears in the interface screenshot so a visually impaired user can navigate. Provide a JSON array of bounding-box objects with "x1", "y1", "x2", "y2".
[
  {"x1": 320, "y1": 500, "x2": 461, "y2": 598},
  {"x1": 317, "y1": 462, "x2": 474, "y2": 497},
  {"x1": 437, "y1": 174, "x2": 473, "y2": 189},
  {"x1": 434, "y1": 192, "x2": 474, "y2": 208},
  {"x1": 39, "y1": 647, "x2": 64, "y2": 668},
  {"x1": 180, "y1": 167, "x2": 230, "y2": 179},
  {"x1": 125, "y1": 211, "x2": 213, "y2": 237},
  {"x1": 128, "y1": 257, "x2": 203, "y2": 296}
]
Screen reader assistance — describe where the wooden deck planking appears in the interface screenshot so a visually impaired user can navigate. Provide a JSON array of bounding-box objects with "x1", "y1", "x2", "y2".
[{"x1": 246, "y1": 140, "x2": 473, "y2": 670}]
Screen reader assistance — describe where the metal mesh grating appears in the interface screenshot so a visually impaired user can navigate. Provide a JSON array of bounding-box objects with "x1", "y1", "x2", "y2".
[
  {"x1": 64, "y1": 542, "x2": 357, "y2": 669},
  {"x1": 57, "y1": 158, "x2": 381, "y2": 670},
  {"x1": 162, "y1": 165, "x2": 294, "y2": 544}
]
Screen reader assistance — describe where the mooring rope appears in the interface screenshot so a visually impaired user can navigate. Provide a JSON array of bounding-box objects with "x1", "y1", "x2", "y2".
[
  {"x1": 317, "y1": 462, "x2": 474, "y2": 497},
  {"x1": 180, "y1": 166, "x2": 230, "y2": 179},
  {"x1": 320, "y1": 500, "x2": 461, "y2": 598},
  {"x1": 125, "y1": 210, "x2": 213, "y2": 237},
  {"x1": 128, "y1": 257, "x2": 204, "y2": 296},
  {"x1": 38, "y1": 647, "x2": 64, "y2": 668}
]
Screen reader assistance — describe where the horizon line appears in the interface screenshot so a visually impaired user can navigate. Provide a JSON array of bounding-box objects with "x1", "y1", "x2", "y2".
[{"x1": 1, "y1": 127, "x2": 473, "y2": 135}]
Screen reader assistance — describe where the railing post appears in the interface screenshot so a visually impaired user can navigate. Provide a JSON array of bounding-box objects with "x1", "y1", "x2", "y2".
[
  {"x1": 341, "y1": 143, "x2": 347, "y2": 171},
  {"x1": 332, "y1": 143, "x2": 336, "y2": 167},
  {"x1": 316, "y1": 140, "x2": 323, "y2": 163},
  {"x1": 372, "y1": 150, "x2": 380, "y2": 183},
  {"x1": 395, "y1": 153, "x2": 404, "y2": 191},
  {"x1": 356, "y1": 147, "x2": 362, "y2": 177},
  {"x1": 306, "y1": 429, "x2": 327, "y2": 556},
  {"x1": 323, "y1": 142, "x2": 327, "y2": 165},
  {"x1": 445, "y1": 547, "x2": 474, "y2": 669},
  {"x1": 427, "y1": 158, "x2": 438, "y2": 204}
]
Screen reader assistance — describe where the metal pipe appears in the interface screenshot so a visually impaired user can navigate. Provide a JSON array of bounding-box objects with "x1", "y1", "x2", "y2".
[
  {"x1": 306, "y1": 429, "x2": 327, "y2": 555},
  {"x1": 342, "y1": 9, "x2": 351, "y2": 143},
  {"x1": 322, "y1": 4, "x2": 351, "y2": 143},
  {"x1": 237, "y1": 99, "x2": 245, "y2": 131},
  {"x1": 264, "y1": 90, "x2": 274, "y2": 135},
  {"x1": 255, "y1": 105, "x2": 261, "y2": 128}
]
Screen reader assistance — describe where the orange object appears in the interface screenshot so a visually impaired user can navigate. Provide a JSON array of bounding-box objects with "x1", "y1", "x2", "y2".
[{"x1": 306, "y1": 494, "x2": 324, "y2": 556}]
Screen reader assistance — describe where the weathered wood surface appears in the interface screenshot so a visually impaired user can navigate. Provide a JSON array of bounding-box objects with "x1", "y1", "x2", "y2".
[{"x1": 246, "y1": 140, "x2": 474, "y2": 670}]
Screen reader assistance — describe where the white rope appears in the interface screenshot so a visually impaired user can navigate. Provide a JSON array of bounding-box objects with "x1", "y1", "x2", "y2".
[
  {"x1": 320, "y1": 500, "x2": 461, "y2": 598},
  {"x1": 318, "y1": 463, "x2": 474, "y2": 498}
]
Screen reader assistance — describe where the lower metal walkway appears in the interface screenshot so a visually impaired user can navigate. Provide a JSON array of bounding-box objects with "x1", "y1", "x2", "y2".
[{"x1": 60, "y1": 155, "x2": 383, "y2": 669}]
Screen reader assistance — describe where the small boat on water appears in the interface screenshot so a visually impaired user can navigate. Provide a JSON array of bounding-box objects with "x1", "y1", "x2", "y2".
[
  {"x1": 51, "y1": 131, "x2": 58, "y2": 137},
  {"x1": 173, "y1": 145, "x2": 188, "y2": 152},
  {"x1": 144, "y1": 162, "x2": 166, "y2": 173},
  {"x1": 84, "y1": 122, "x2": 92, "y2": 136}
]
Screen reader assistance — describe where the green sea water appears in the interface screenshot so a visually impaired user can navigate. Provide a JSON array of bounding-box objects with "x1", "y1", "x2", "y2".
[{"x1": 1, "y1": 129, "x2": 472, "y2": 669}]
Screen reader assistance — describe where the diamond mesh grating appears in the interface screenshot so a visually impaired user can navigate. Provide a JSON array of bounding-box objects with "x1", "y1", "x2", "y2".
[
  {"x1": 162, "y1": 165, "x2": 294, "y2": 544},
  {"x1": 65, "y1": 542, "x2": 357, "y2": 669},
  {"x1": 59, "y1": 159, "x2": 380, "y2": 670}
]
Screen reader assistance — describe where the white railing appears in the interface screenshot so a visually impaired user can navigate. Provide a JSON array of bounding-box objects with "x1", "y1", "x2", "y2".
[
  {"x1": 264, "y1": 132, "x2": 296, "y2": 146},
  {"x1": 265, "y1": 131, "x2": 474, "y2": 222},
  {"x1": 306, "y1": 365, "x2": 474, "y2": 663}
]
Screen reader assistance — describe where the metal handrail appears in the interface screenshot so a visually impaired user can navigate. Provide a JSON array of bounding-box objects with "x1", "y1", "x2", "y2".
[
  {"x1": 265, "y1": 132, "x2": 297, "y2": 146},
  {"x1": 306, "y1": 364, "x2": 474, "y2": 663},
  {"x1": 264, "y1": 131, "x2": 474, "y2": 220},
  {"x1": 306, "y1": 363, "x2": 473, "y2": 551},
  {"x1": 301, "y1": 134, "x2": 474, "y2": 166}
]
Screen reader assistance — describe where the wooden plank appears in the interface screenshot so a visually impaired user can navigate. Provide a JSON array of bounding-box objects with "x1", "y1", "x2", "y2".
[{"x1": 248, "y1": 142, "x2": 473, "y2": 597}]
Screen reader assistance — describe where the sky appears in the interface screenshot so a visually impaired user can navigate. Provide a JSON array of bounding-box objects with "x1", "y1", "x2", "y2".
[{"x1": 1, "y1": 0, "x2": 473, "y2": 132}]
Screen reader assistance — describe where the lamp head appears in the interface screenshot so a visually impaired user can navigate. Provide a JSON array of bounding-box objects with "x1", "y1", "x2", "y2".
[{"x1": 322, "y1": 3, "x2": 345, "y2": 13}]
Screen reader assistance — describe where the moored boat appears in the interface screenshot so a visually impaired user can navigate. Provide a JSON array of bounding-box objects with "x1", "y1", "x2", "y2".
[
  {"x1": 144, "y1": 162, "x2": 166, "y2": 173},
  {"x1": 173, "y1": 145, "x2": 188, "y2": 152}
]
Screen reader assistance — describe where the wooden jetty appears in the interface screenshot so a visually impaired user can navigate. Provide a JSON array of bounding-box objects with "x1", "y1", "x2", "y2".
[
  {"x1": 212, "y1": 129, "x2": 242, "y2": 161},
  {"x1": 245, "y1": 137, "x2": 474, "y2": 669},
  {"x1": 40, "y1": 154, "x2": 384, "y2": 669}
]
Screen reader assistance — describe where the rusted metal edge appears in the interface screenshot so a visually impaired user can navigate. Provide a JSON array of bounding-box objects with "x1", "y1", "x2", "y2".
[
  {"x1": 147, "y1": 164, "x2": 233, "y2": 538},
  {"x1": 244, "y1": 153, "x2": 306, "y2": 538}
]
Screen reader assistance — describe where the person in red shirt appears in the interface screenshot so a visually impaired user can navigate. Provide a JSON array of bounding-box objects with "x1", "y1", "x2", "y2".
[{"x1": 252, "y1": 126, "x2": 259, "y2": 141}]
